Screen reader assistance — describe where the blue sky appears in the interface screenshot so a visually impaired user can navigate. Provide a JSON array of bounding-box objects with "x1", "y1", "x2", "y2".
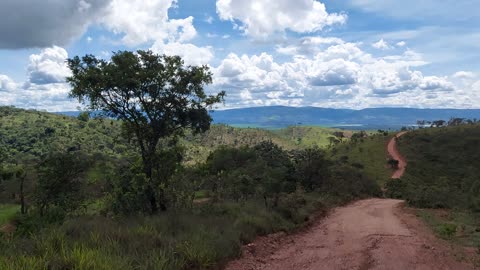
[{"x1": 0, "y1": 0, "x2": 479, "y2": 111}]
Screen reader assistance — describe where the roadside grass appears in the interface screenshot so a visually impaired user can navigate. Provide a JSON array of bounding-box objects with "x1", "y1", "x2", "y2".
[
  {"x1": 0, "y1": 192, "x2": 345, "y2": 270},
  {"x1": 332, "y1": 133, "x2": 393, "y2": 186},
  {"x1": 0, "y1": 204, "x2": 20, "y2": 226},
  {"x1": 416, "y1": 209, "x2": 480, "y2": 249}
]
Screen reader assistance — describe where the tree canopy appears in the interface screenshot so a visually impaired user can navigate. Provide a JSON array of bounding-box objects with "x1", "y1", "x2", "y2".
[{"x1": 67, "y1": 51, "x2": 225, "y2": 212}]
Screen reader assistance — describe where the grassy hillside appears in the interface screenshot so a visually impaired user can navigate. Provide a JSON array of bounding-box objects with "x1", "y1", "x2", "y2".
[
  {"x1": 0, "y1": 106, "x2": 128, "y2": 159},
  {"x1": 386, "y1": 124, "x2": 480, "y2": 249},
  {"x1": 183, "y1": 125, "x2": 347, "y2": 164},
  {"x1": 392, "y1": 124, "x2": 480, "y2": 209},
  {"x1": 0, "y1": 107, "x2": 344, "y2": 166},
  {"x1": 331, "y1": 132, "x2": 393, "y2": 185}
]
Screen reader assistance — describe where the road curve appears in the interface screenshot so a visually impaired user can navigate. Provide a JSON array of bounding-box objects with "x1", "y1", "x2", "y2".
[
  {"x1": 225, "y1": 199, "x2": 474, "y2": 270},
  {"x1": 387, "y1": 132, "x2": 408, "y2": 179}
]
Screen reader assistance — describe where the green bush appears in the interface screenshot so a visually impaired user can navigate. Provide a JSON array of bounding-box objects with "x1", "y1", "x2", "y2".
[{"x1": 436, "y1": 223, "x2": 457, "y2": 239}]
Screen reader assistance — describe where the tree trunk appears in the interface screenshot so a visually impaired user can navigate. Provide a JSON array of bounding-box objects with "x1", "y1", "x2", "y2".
[
  {"x1": 143, "y1": 162, "x2": 159, "y2": 214},
  {"x1": 20, "y1": 176, "x2": 26, "y2": 214}
]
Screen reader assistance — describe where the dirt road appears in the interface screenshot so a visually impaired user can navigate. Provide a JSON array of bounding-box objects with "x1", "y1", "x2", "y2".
[
  {"x1": 226, "y1": 199, "x2": 474, "y2": 270},
  {"x1": 387, "y1": 132, "x2": 408, "y2": 179}
]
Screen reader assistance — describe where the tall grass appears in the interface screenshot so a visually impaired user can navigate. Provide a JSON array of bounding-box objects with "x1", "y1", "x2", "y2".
[{"x1": 0, "y1": 193, "x2": 334, "y2": 269}]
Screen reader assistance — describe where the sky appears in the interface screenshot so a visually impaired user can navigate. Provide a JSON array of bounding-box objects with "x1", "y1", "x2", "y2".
[{"x1": 0, "y1": 0, "x2": 479, "y2": 111}]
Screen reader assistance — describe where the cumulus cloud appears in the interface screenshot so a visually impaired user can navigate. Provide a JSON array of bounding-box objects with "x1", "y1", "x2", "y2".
[
  {"x1": 396, "y1": 41, "x2": 406, "y2": 47},
  {"x1": 308, "y1": 59, "x2": 359, "y2": 86},
  {"x1": 0, "y1": 0, "x2": 202, "y2": 50},
  {"x1": 0, "y1": 0, "x2": 110, "y2": 49},
  {"x1": 101, "y1": 0, "x2": 196, "y2": 46},
  {"x1": 216, "y1": 0, "x2": 347, "y2": 38},
  {"x1": 277, "y1": 37, "x2": 344, "y2": 56},
  {"x1": 150, "y1": 42, "x2": 214, "y2": 66},
  {"x1": 0, "y1": 46, "x2": 79, "y2": 111},
  {"x1": 0, "y1": 75, "x2": 17, "y2": 92},
  {"x1": 453, "y1": 71, "x2": 476, "y2": 79},
  {"x1": 212, "y1": 39, "x2": 468, "y2": 108},
  {"x1": 372, "y1": 39, "x2": 391, "y2": 50},
  {"x1": 26, "y1": 46, "x2": 71, "y2": 85}
]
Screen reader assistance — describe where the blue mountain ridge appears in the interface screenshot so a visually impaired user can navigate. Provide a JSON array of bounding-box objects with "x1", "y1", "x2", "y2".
[{"x1": 58, "y1": 106, "x2": 480, "y2": 130}]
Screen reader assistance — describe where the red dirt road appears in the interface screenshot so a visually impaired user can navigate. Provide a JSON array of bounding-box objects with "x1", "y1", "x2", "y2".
[
  {"x1": 387, "y1": 132, "x2": 408, "y2": 179},
  {"x1": 225, "y1": 199, "x2": 474, "y2": 270}
]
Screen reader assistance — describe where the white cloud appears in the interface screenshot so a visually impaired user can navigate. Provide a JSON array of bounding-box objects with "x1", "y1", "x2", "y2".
[
  {"x1": 0, "y1": 75, "x2": 17, "y2": 92},
  {"x1": 396, "y1": 41, "x2": 406, "y2": 47},
  {"x1": 101, "y1": 0, "x2": 197, "y2": 46},
  {"x1": 205, "y1": 15, "x2": 214, "y2": 24},
  {"x1": 372, "y1": 39, "x2": 391, "y2": 50},
  {"x1": 216, "y1": 0, "x2": 347, "y2": 38},
  {"x1": 420, "y1": 76, "x2": 454, "y2": 91},
  {"x1": 26, "y1": 46, "x2": 71, "y2": 85},
  {"x1": 276, "y1": 36, "x2": 344, "y2": 55},
  {"x1": 453, "y1": 71, "x2": 475, "y2": 79},
  {"x1": 0, "y1": 46, "x2": 79, "y2": 111},
  {"x1": 212, "y1": 39, "x2": 471, "y2": 108},
  {"x1": 150, "y1": 42, "x2": 214, "y2": 66},
  {"x1": 308, "y1": 59, "x2": 359, "y2": 86}
]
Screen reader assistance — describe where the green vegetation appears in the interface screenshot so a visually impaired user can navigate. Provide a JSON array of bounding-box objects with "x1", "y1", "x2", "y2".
[
  {"x1": 0, "y1": 195, "x2": 335, "y2": 269},
  {"x1": 67, "y1": 51, "x2": 225, "y2": 213},
  {"x1": 0, "y1": 204, "x2": 19, "y2": 226},
  {"x1": 0, "y1": 50, "x2": 380, "y2": 269},
  {"x1": 331, "y1": 131, "x2": 393, "y2": 185},
  {"x1": 0, "y1": 106, "x2": 128, "y2": 159},
  {"x1": 386, "y1": 124, "x2": 480, "y2": 210},
  {"x1": 416, "y1": 209, "x2": 480, "y2": 248},
  {"x1": 0, "y1": 123, "x2": 380, "y2": 269},
  {"x1": 274, "y1": 126, "x2": 349, "y2": 148},
  {"x1": 385, "y1": 124, "x2": 480, "y2": 249}
]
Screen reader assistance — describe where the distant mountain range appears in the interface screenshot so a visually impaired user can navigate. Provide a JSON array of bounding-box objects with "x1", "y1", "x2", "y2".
[{"x1": 58, "y1": 106, "x2": 480, "y2": 130}]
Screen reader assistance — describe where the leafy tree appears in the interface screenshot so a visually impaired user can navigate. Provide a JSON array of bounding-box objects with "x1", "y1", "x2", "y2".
[
  {"x1": 431, "y1": 120, "x2": 446, "y2": 127},
  {"x1": 292, "y1": 147, "x2": 332, "y2": 192},
  {"x1": 77, "y1": 111, "x2": 90, "y2": 122},
  {"x1": 350, "y1": 131, "x2": 367, "y2": 143},
  {"x1": 327, "y1": 136, "x2": 341, "y2": 148},
  {"x1": 254, "y1": 141, "x2": 296, "y2": 205},
  {"x1": 387, "y1": 158, "x2": 399, "y2": 169},
  {"x1": 67, "y1": 50, "x2": 225, "y2": 213},
  {"x1": 35, "y1": 151, "x2": 89, "y2": 216},
  {"x1": 332, "y1": 131, "x2": 345, "y2": 139},
  {"x1": 0, "y1": 146, "x2": 5, "y2": 181},
  {"x1": 448, "y1": 117, "x2": 465, "y2": 126}
]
